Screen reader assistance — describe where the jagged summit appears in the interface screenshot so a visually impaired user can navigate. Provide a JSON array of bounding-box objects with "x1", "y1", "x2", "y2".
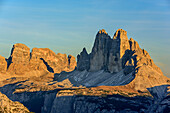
[
  {"x1": 78, "y1": 28, "x2": 132, "y2": 72},
  {"x1": 98, "y1": 29, "x2": 108, "y2": 34},
  {"x1": 77, "y1": 28, "x2": 169, "y2": 90},
  {"x1": 77, "y1": 28, "x2": 154, "y2": 73},
  {"x1": 0, "y1": 43, "x2": 77, "y2": 75}
]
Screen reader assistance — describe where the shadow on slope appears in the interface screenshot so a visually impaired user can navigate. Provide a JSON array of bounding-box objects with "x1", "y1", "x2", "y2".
[{"x1": 54, "y1": 69, "x2": 136, "y2": 87}]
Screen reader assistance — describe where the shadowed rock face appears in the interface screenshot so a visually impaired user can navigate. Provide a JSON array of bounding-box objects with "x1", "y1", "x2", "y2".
[
  {"x1": 5, "y1": 43, "x2": 77, "y2": 75},
  {"x1": 77, "y1": 48, "x2": 90, "y2": 71}
]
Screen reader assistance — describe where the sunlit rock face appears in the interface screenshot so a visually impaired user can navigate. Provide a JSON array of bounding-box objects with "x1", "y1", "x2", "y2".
[
  {"x1": 113, "y1": 29, "x2": 130, "y2": 58},
  {"x1": 8, "y1": 43, "x2": 30, "y2": 65},
  {"x1": 30, "y1": 48, "x2": 76, "y2": 73},
  {"x1": 0, "y1": 92, "x2": 30, "y2": 113},
  {"x1": 0, "y1": 55, "x2": 7, "y2": 73},
  {"x1": 5, "y1": 43, "x2": 77, "y2": 75},
  {"x1": 7, "y1": 43, "x2": 31, "y2": 75}
]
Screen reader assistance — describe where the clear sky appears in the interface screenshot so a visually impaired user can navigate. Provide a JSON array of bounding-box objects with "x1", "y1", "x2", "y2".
[{"x1": 0, "y1": 0, "x2": 170, "y2": 77}]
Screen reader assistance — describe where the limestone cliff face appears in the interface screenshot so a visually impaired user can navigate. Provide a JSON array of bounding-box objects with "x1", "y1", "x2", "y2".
[
  {"x1": 8, "y1": 43, "x2": 30, "y2": 65},
  {"x1": 5, "y1": 43, "x2": 76, "y2": 75},
  {"x1": 77, "y1": 29, "x2": 131, "y2": 73},
  {"x1": 7, "y1": 43, "x2": 31, "y2": 75},
  {"x1": 30, "y1": 48, "x2": 76, "y2": 73},
  {"x1": 89, "y1": 29, "x2": 112, "y2": 71},
  {"x1": 0, "y1": 55, "x2": 7, "y2": 73},
  {"x1": 113, "y1": 29, "x2": 130, "y2": 58},
  {"x1": 77, "y1": 28, "x2": 169, "y2": 90},
  {"x1": 0, "y1": 92, "x2": 30, "y2": 113}
]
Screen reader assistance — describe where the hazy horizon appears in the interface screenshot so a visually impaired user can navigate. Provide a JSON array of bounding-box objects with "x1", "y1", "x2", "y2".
[{"x1": 0, "y1": 0, "x2": 170, "y2": 77}]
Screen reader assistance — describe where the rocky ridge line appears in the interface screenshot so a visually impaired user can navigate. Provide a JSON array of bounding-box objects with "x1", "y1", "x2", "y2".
[{"x1": 0, "y1": 43, "x2": 76, "y2": 76}]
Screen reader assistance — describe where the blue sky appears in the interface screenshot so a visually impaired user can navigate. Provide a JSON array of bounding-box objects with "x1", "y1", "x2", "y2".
[{"x1": 0, "y1": 0, "x2": 170, "y2": 77}]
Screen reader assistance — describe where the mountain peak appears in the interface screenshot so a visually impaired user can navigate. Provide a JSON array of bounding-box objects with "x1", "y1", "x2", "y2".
[
  {"x1": 77, "y1": 28, "x2": 164, "y2": 74},
  {"x1": 82, "y1": 47, "x2": 88, "y2": 53},
  {"x1": 77, "y1": 47, "x2": 90, "y2": 71},
  {"x1": 77, "y1": 28, "x2": 169, "y2": 91},
  {"x1": 113, "y1": 29, "x2": 128, "y2": 40},
  {"x1": 98, "y1": 29, "x2": 108, "y2": 34}
]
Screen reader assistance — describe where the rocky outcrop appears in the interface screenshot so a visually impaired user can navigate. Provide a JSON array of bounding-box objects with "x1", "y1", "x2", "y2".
[
  {"x1": 0, "y1": 92, "x2": 30, "y2": 113},
  {"x1": 5, "y1": 43, "x2": 76, "y2": 75},
  {"x1": 0, "y1": 55, "x2": 7, "y2": 73}
]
